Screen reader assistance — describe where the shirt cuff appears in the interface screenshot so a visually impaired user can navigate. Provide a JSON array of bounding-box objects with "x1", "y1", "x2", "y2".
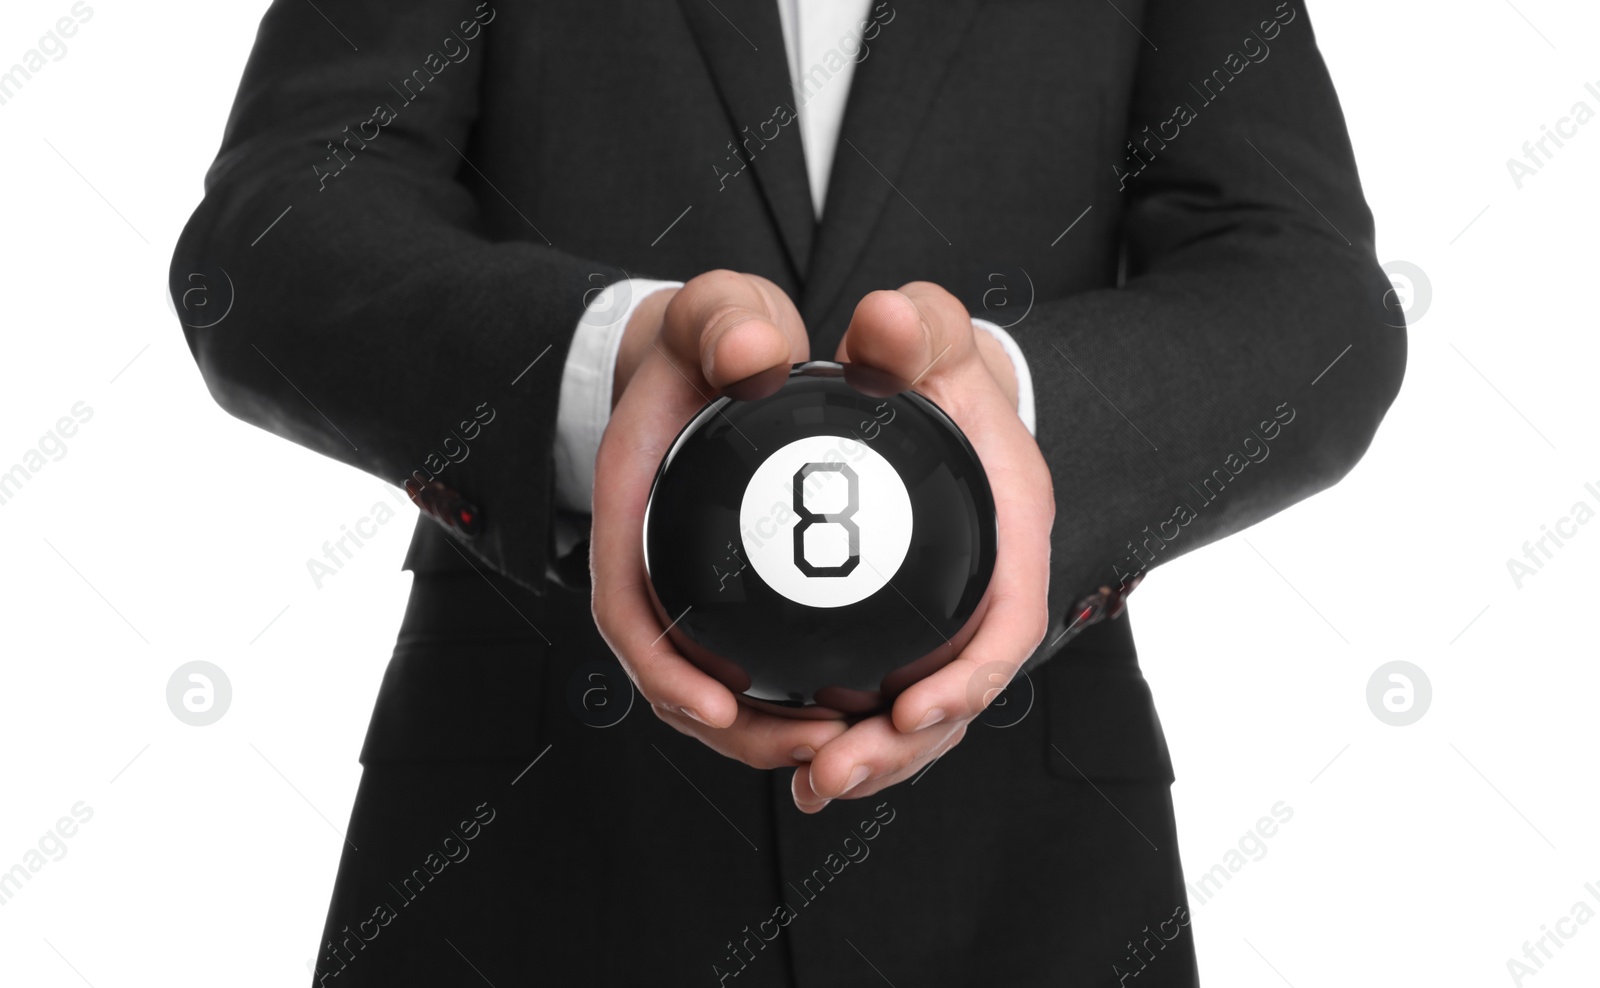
[
  {"x1": 971, "y1": 317, "x2": 1037, "y2": 436},
  {"x1": 552, "y1": 277, "x2": 683, "y2": 519}
]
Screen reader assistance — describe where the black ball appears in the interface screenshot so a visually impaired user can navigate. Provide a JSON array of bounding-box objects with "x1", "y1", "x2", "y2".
[{"x1": 644, "y1": 361, "x2": 997, "y2": 717}]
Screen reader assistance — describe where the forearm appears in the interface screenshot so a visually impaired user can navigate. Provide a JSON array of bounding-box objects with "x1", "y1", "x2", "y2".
[
  {"x1": 1021, "y1": 239, "x2": 1402, "y2": 615},
  {"x1": 1020, "y1": 0, "x2": 1406, "y2": 650},
  {"x1": 172, "y1": 0, "x2": 622, "y2": 590}
]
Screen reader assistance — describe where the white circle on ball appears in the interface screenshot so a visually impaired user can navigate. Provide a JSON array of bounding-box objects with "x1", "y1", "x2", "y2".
[{"x1": 739, "y1": 434, "x2": 913, "y2": 608}]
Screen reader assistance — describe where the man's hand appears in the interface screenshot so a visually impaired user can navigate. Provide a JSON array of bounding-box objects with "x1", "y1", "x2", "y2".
[
  {"x1": 791, "y1": 283, "x2": 1055, "y2": 811},
  {"x1": 591, "y1": 271, "x2": 852, "y2": 768}
]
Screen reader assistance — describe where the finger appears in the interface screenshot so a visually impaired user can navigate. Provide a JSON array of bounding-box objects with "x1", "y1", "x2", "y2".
[
  {"x1": 888, "y1": 583, "x2": 1048, "y2": 733},
  {"x1": 835, "y1": 283, "x2": 981, "y2": 389},
  {"x1": 797, "y1": 720, "x2": 969, "y2": 810},
  {"x1": 702, "y1": 275, "x2": 809, "y2": 388},
  {"x1": 591, "y1": 359, "x2": 742, "y2": 728},
  {"x1": 662, "y1": 271, "x2": 805, "y2": 390},
  {"x1": 803, "y1": 713, "x2": 966, "y2": 802},
  {"x1": 590, "y1": 574, "x2": 739, "y2": 729},
  {"x1": 887, "y1": 458, "x2": 1053, "y2": 733},
  {"x1": 791, "y1": 764, "x2": 828, "y2": 813},
  {"x1": 654, "y1": 701, "x2": 849, "y2": 771},
  {"x1": 842, "y1": 721, "x2": 968, "y2": 802}
]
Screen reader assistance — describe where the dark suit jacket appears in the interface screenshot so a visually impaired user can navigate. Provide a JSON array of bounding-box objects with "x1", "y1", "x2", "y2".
[
  {"x1": 173, "y1": 0, "x2": 1403, "y2": 983},
  {"x1": 174, "y1": 0, "x2": 1403, "y2": 628}
]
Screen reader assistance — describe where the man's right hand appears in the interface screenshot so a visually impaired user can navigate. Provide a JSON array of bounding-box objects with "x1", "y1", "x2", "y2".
[{"x1": 591, "y1": 271, "x2": 852, "y2": 769}]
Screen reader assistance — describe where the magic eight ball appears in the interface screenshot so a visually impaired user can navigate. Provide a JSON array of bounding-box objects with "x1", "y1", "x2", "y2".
[{"x1": 643, "y1": 361, "x2": 997, "y2": 718}]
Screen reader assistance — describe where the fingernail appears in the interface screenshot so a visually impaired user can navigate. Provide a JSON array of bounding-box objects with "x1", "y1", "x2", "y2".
[
  {"x1": 913, "y1": 707, "x2": 946, "y2": 731},
  {"x1": 798, "y1": 798, "x2": 831, "y2": 813},
  {"x1": 840, "y1": 764, "x2": 871, "y2": 795},
  {"x1": 791, "y1": 745, "x2": 816, "y2": 762},
  {"x1": 679, "y1": 705, "x2": 711, "y2": 727}
]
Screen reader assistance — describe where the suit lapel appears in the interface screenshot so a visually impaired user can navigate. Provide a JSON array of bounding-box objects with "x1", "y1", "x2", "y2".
[
  {"x1": 801, "y1": 0, "x2": 983, "y2": 334},
  {"x1": 676, "y1": 0, "x2": 816, "y2": 281}
]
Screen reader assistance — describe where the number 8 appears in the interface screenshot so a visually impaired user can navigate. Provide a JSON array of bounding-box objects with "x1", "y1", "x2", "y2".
[{"x1": 792, "y1": 463, "x2": 859, "y2": 577}]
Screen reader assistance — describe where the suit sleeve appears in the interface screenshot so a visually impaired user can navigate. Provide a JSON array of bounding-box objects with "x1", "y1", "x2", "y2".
[
  {"x1": 171, "y1": 0, "x2": 622, "y2": 593},
  {"x1": 1014, "y1": 0, "x2": 1407, "y2": 653}
]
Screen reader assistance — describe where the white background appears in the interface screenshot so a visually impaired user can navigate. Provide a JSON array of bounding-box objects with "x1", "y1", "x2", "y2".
[{"x1": 1, "y1": 1, "x2": 1596, "y2": 985}]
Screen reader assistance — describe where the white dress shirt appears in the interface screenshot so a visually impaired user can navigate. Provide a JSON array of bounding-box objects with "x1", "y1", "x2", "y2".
[{"x1": 552, "y1": 0, "x2": 1036, "y2": 523}]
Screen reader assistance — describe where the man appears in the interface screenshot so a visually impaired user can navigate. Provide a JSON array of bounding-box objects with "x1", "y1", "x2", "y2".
[{"x1": 172, "y1": 0, "x2": 1404, "y2": 983}]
